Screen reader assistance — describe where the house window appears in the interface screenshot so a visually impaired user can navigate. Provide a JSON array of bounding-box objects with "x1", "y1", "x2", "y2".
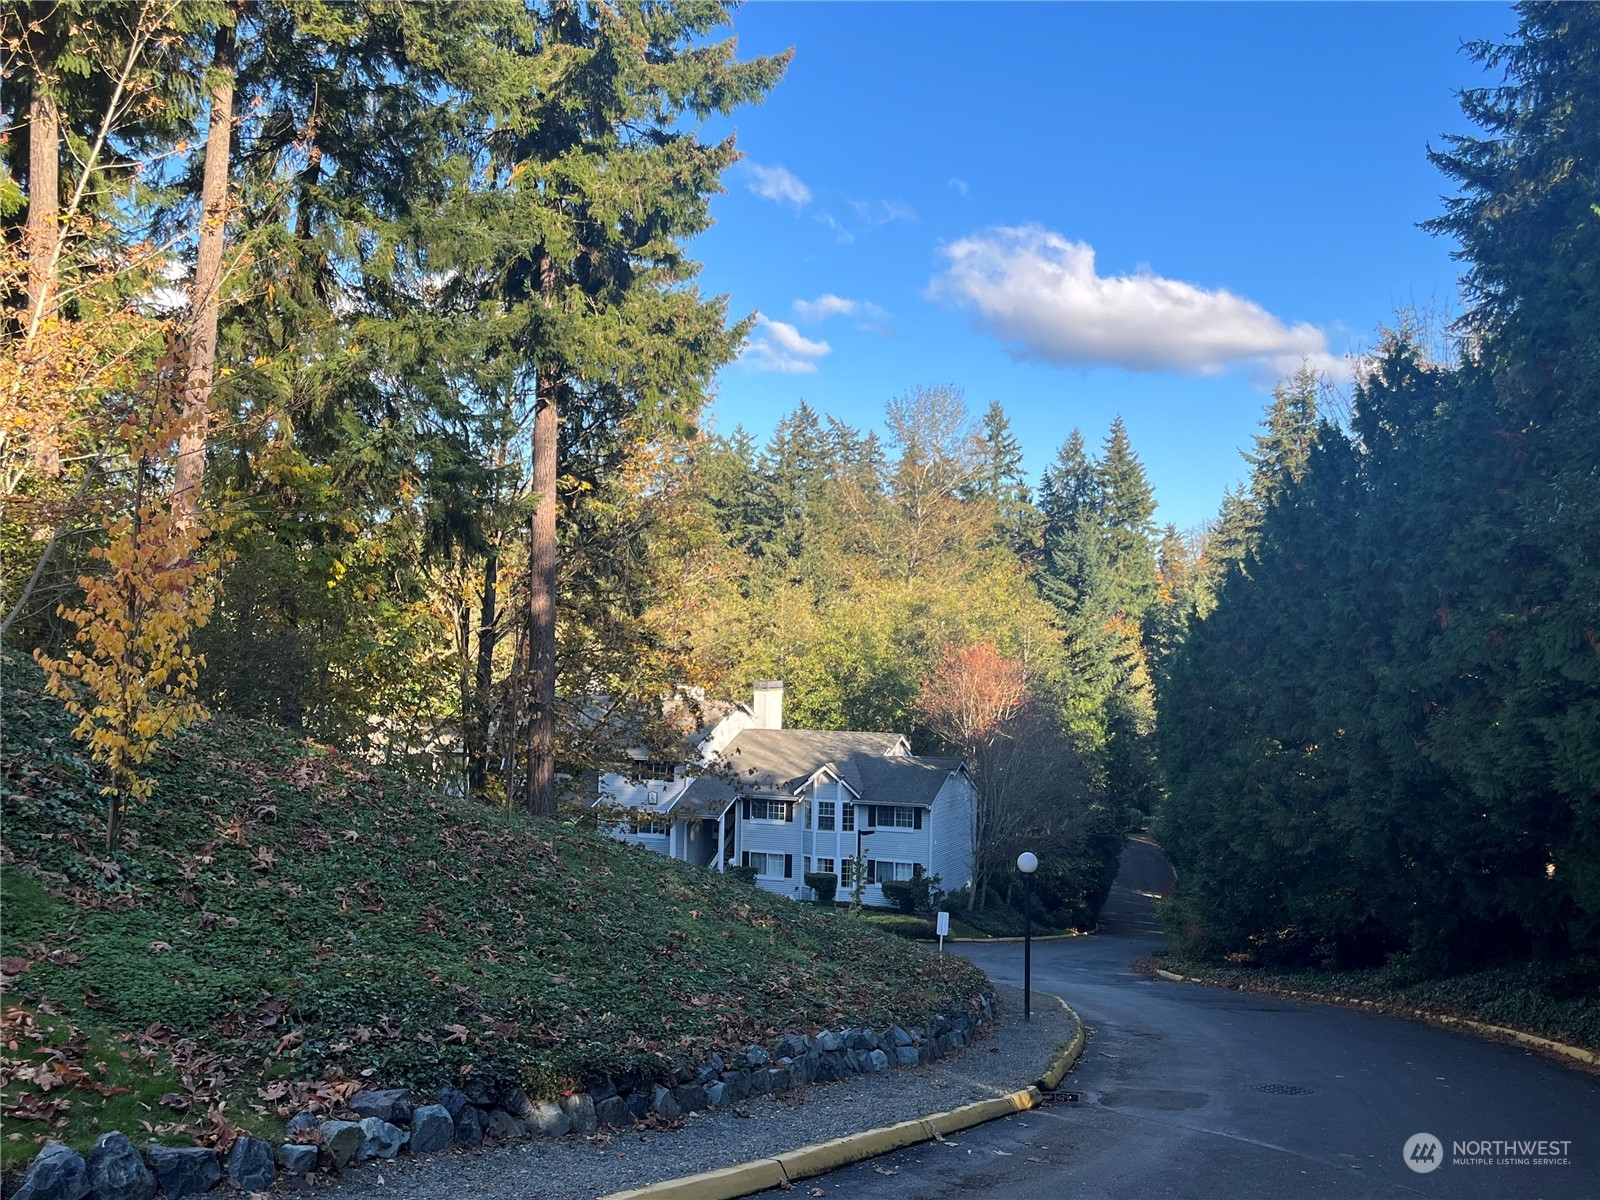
[
  {"x1": 742, "y1": 851, "x2": 794, "y2": 878},
  {"x1": 745, "y1": 798, "x2": 791, "y2": 822},
  {"x1": 620, "y1": 818, "x2": 667, "y2": 836},
  {"x1": 815, "y1": 857, "x2": 835, "y2": 875},
  {"x1": 840, "y1": 859, "x2": 854, "y2": 888},
  {"x1": 816, "y1": 801, "x2": 836, "y2": 831},
  {"x1": 842, "y1": 804, "x2": 855, "y2": 832},
  {"x1": 629, "y1": 760, "x2": 679, "y2": 783},
  {"x1": 868, "y1": 805, "x2": 920, "y2": 830},
  {"x1": 868, "y1": 860, "x2": 917, "y2": 883}
]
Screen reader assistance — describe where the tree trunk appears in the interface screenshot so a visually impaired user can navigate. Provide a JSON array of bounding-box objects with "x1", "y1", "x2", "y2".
[
  {"x1": 467, "y1": 549, "x2": 499, "y2": 796},
  {"x1": 175, "y1": 13, "x2": 237, "y2": 525},
  {"x1": 524, "y1": 364, "x2": 559, "y2": 815},
  {"x1": 25, "y1": 7, "x2": 61, "y2": 323}
]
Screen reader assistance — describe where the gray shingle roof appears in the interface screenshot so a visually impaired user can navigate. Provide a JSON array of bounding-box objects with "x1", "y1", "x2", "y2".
[
  {"x1": 851, "y1": 754, "x2": 960, "y2": 808},
  {"x1": 718, "y1": 729, "x2": 906, "y2": 793},
  {"x1": 675, "y1": 775, "x2": 737, "y2": 818}
]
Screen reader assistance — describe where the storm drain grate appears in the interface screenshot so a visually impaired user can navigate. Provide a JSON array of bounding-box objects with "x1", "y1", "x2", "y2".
[{"x1": 1254, "y1": 1083, "x2": 1315, "y2": 1096}]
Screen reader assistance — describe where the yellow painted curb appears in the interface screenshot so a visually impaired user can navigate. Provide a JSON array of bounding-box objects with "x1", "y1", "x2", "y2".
[
  {"x1": 921, "y1": 1088, "x2": 1040, "y2": 1138},
  {"x1": 775, "y1": 1117, "x2": 935, "y2": 1182},
  {"x1": 1150, "y1": 970, "x2": 1599, "y2": 1070},
  {"x1": 1037, "y1": 996, "x2": 1086, "y2": 1090},
  {"x1": 600, "y1": 1158, "x2": 788, "y2": 1200},
  {"x1": 597, "y1": 1063, "x2": 1062, "y2": 1199}
]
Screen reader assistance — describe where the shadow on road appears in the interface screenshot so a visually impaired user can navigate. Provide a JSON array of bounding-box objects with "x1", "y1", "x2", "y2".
[{"x1": 1095, "y1": 835, "x2": 1174, "y2": 940}]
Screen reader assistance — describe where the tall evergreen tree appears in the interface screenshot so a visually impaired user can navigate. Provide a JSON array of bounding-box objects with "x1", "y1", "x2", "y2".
[
  {"x1": 754, "y1": 401, "x2": 830, "y2": 559},
  {"x1": 971, "y1": 399, "x2": 1033, "y2": 551},
  {"x1": 1095, "y1": 416, "x2": 1159, "y2": 623},
  {"x1": 482, "y1": 3, "x2": 786, "y2": 813},
  {"x1": 1037, "y1": 428, "x2": 1098, "y2": 547},
  {"x1": 1243, "y1": 366, "x2": 1321, "y2": 511}
]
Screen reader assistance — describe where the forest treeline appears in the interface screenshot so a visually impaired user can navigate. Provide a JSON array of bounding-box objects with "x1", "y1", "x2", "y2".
[
  {"x1": 2, "y1": 0, "x2": 1162, "y2": 921},
  {"x1": 1157, "y1": 3, "x2": 1600, "y2": 972},
  {"x1": 3, "y1": 0, "x2": 788, "y2": 823},
  {"x1": 5, "y1": 2, "x2": 1595, "y2": 956}
]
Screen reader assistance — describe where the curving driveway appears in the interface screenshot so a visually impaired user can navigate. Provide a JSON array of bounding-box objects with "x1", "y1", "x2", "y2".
[{"x1": 791, "y1": 840, "x2": 1600, "y2": 1199}]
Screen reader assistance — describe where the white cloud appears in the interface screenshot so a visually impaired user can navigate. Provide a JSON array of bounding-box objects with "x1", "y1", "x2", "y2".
[
  {"x1": 738, "y1": 314, "x2": 831, "y2": 374},
  {"x1": 814, "y1": 211, "x2": 854, "y2": 243},
  {"x1": 948, "y1": 177, "x2": 970, "y2": 198},
  {"x1": 848, "y1": 197, "x2": 918, "y2": 226},
  {"x1": 928, "y1": 224, "x2": 1335, "y2": 376},
  {"x1": 746, "y1": 163, "x2": 811, "y2": 208},
  {"x1": 793, "y1": 293, "x2": 886, "y2": 320},
  {"x1": 794, "y1": 294, "x2": 858, "y2": 322}
]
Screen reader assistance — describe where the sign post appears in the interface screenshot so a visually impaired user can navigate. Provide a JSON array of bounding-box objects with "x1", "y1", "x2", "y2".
[{"x1": 936, "y1": 910, "x2": 950, "y2": 953}]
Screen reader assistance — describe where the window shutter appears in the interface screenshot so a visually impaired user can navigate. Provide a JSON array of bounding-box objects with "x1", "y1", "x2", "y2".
[
  {"x1": 784, "y1": 854, "x2": 793, "y2": 879},
  {"x1": 742, "y1": 851, "x2": 750, "y2": 868},
  {"x1": 866, "y1": 859, "x2": 876, "y2": 884},
  {"x1": 867, "y1": 805, "x2": 877, "y2": 828},
  {"x1": 785, "y1": 802, "x2": 794, "y2": 823},
  {"x1": 914, "y1": 808, "x2": 924, "y2": 830},
  {"x1": 743, "y1": 798, "x2": 751, "y2": 821}
]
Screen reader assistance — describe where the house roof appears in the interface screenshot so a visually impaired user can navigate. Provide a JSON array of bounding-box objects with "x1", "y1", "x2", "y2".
[
  {"x1": 675, "y1": 775, "x2": 738, "y2": 819},
  {"x1": 851, "y1": 755, "x2": 961, "y2": 809},
  {"x1": 719, "y1": 729, "x2": 906, "y2": 794}
]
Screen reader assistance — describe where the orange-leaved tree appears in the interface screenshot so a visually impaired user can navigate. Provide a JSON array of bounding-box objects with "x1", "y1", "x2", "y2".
[
  {"x1": 917, "y1": 641, "x2": 1092, "y2": 911},
  {"x1": 916, "y1": 640, "x2": 1031, "y2": 750},
  {"x1": 34, "y1": 354, "x2": 218, "y2": 854}
]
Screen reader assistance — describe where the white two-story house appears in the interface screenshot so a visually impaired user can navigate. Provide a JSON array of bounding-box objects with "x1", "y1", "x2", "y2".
[{"x1": 597, "y1": 682, "x2": 976, "y2": 907}]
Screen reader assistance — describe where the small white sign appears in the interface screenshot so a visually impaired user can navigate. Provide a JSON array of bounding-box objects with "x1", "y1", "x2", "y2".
[{"x1": 936, "y1": 911, "x2": 950, "y2": 936}]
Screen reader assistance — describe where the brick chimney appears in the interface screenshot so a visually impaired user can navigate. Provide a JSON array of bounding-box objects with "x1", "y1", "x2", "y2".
[{"x1": 752, "y1": 680, "x2": 784, "y2": 730}]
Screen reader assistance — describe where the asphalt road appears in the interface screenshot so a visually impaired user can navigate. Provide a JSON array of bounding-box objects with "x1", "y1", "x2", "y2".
[{"x1": 780, "y1": 839, "x2": 1600, "y2": 1200}]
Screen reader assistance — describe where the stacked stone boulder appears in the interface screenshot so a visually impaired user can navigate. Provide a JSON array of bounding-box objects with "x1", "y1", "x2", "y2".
[{"x1": 7, "y1": 991, "x2": 995, "y2": 1196}]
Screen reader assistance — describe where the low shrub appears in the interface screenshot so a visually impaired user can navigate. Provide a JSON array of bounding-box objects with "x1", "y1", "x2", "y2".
[
  {"x1": 860, "y1": 913, "x2": 934, "y2": 940},
  {"x1": 881, "y1": 880, "x2": 919, "y2": 915},
  {"x1": 803, "y1": 871, "x2": 838, "y2": 905}
]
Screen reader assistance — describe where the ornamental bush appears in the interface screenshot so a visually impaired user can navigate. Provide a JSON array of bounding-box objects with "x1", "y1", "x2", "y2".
[{"x1": 804, "y1": 871, "x2": 837, "y2": 905}]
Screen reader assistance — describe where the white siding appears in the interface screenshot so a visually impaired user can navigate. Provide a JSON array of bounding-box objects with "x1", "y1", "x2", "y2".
[
  {"x1": 738, "y1": 797, "x2": 805, "y2": 899},
  {"x1": 806, "y1": 779, "x2": 854, "y2": 875},
  {"x1": 598, "y1": 773, "x2": 688, "y2": 809},
  {"x1": 596, "y1": 771, "x2": 685, "y2": 857},
  {"x1": 610, "y1": 829, "x2": 670, "y2": 856},
  {"x1": 858, "y1": 814, "x2": 924, "y2": 908},
  {"x1": 696, "y1": 708, "x2": 757, "y2": 762},
  {"x1": 929, "y1": 773, "x2": 976, "y2": 893}
]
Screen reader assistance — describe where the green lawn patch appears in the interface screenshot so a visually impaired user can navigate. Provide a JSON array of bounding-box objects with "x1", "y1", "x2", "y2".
[
  {"x1": 1146, "y1": 952, "x2": 1600, "y2": 1053},
  {"x1": 0, "y1": 652, "x2": 988, "y2": 1166}
]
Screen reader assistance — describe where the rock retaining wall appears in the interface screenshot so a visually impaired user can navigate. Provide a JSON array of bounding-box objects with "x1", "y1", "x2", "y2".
[{"x1": 7, "y1": 993, "x2": 996, "y2": 1198}]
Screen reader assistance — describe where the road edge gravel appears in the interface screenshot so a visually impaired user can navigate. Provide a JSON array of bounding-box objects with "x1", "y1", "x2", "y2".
[
  {"x1": 598, "y1": 993, "x2": 1086, "y2": 1200},
  {"x1": 1151, "y1": 967, "x2": 1600, "y2": 1071}
]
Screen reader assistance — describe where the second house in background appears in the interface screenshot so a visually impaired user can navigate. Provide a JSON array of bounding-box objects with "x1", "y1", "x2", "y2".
[{"x1": 597, "y1": 682, "x2": 976, "y2": 907}]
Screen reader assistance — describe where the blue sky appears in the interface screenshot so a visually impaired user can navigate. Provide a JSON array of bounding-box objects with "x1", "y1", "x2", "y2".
[{"x1": 690, "y1": 1, "x2": 1518, "y2": 531}]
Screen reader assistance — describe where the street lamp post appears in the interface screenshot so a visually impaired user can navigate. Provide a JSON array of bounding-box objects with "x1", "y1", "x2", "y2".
[{"x1": 1017, "y1": 850, "x2": 1038, "y2": 1021}]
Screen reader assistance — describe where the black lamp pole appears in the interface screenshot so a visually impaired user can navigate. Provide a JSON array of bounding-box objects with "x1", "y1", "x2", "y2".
[
  {"x1": 1023, "y1": 872, "x2": 1033, "y2": 1021},
  {"x1": 1017, "y1": 851, "x2": 1038, "y2": 1022}
]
